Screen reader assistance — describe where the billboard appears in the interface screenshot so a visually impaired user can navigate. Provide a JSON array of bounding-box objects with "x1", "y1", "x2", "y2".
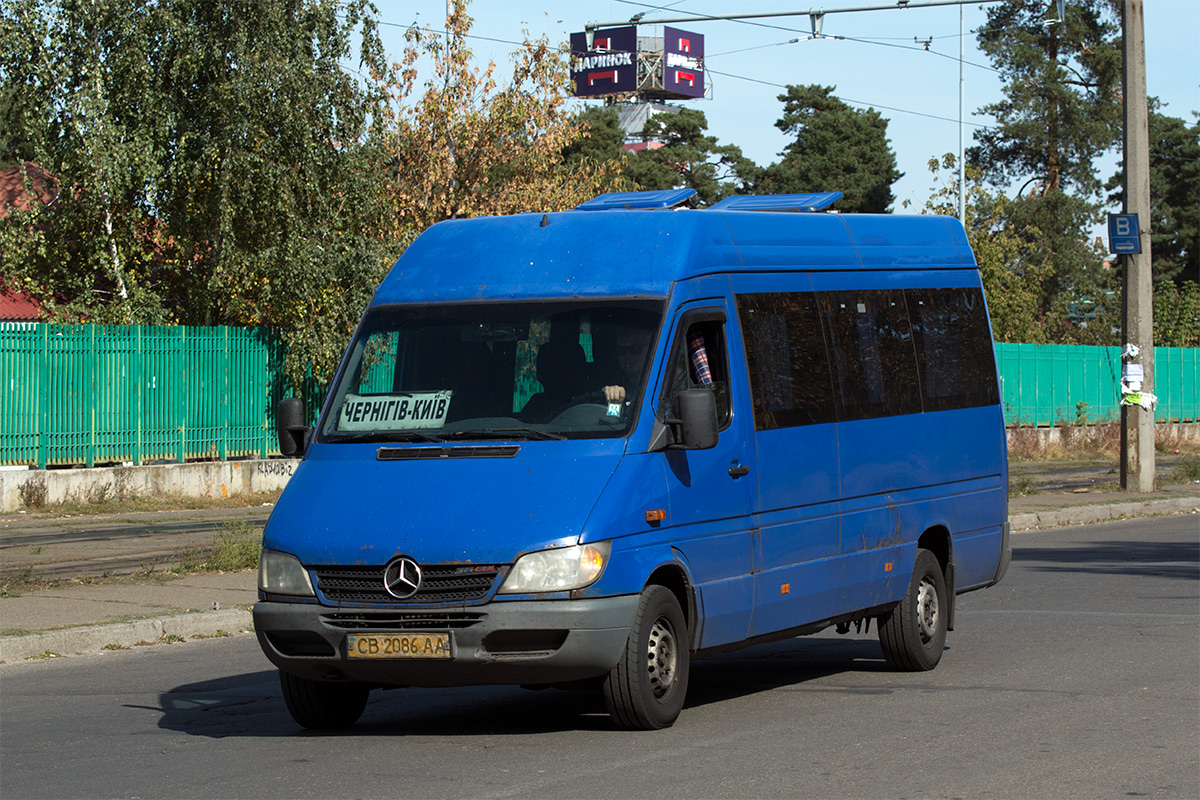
[
  {"x1": 663, "y1": 27, "x2": 704, "y2": 99},
  {"x1": 570, "y1": 26, "x2": 638, "y2": 97}
]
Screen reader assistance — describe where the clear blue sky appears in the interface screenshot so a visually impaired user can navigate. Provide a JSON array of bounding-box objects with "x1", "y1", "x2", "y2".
[{"x1": 373, "y1": 0, "x2": 1199, "y2": 216}]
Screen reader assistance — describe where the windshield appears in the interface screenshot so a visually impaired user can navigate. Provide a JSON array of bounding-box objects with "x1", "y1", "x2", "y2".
[{"x1": 318, "y1": 300, "x2": 664, "y2": 442}]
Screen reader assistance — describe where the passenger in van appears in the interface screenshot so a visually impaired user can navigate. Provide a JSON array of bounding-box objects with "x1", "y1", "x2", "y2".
[{"x1": 520, "y1": 339, "x2": 591, "y2": 421}]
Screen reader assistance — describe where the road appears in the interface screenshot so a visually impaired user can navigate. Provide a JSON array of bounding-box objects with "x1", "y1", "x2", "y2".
[{"x1": 2, "y1": 515, "x2": 1197, "y2": 799}]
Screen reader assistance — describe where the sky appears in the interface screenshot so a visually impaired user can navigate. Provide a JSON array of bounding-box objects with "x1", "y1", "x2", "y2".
[{"x1": 370, "y1": 0, "x2": 1200, "y2": 217}]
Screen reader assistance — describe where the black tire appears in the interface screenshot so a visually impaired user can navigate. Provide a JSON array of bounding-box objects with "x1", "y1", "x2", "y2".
[
  {"x1": 878, "y1": 548, "x2": 948, "y2": 671},
  {"x1": 603, "y1": 585, "x2": 690, "y2": 730},
  {"x1": 279, "y1": 670, "x2": 370, "y2": 729}
]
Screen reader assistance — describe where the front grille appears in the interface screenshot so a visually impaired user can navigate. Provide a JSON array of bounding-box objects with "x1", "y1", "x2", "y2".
[
  {"x1": 321, "y1": 611, "x2": 486, "y2": 630},
  {"x1": 312, "y1": 563, "x2": 504, "y2": 604}
]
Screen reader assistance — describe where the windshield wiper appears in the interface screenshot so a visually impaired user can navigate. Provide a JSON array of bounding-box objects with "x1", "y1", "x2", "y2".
[
  {"x1": 328, "y1": 431, "x2": 447, "y2": 444},
  {"x1": 444, "y1": 427, "x2": 567, "y2": 442}
]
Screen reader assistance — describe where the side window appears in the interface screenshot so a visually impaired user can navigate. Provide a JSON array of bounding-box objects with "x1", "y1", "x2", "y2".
[
  {"x1": 907, "y1": 287, "x2": 999, "y2": 411},
  {"x1": 820, "y1": 290, "x2": 921, "y2": 420},
  {"x1": 737, "y1": 292, "x2": 836, "y2": 430},
  {"x1": 661, "y1": 317, "x2": 731, "y2": 429}
]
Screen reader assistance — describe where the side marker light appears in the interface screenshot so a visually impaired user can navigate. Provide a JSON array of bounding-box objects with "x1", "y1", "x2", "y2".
[
  {"x1": 884, "y1": 562, "x2": 894, "y2": 572},
  {"x1": 645, "y1": 509, "x2": 666, "y2": 523},
  {"x1": 781, "y1": 583, "x2": 790, "y2": 594}
]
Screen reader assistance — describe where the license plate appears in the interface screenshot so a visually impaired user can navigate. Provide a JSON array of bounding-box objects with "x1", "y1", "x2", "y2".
[{"x1": 346, "y1": 632, "x2": 451, "y2": 660}]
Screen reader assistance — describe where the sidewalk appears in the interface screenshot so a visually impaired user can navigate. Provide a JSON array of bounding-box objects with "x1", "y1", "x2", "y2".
[{"x1": 2, "y1": 482, "x2": 1197, "y2": 665}]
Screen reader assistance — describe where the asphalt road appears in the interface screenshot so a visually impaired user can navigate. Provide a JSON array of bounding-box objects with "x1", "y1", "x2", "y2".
[{"x1": 2, "y1": 515, "x2": 1197, "y2": 799}]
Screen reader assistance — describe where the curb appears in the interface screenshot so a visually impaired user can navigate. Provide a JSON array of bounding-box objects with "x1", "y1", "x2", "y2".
[
  {"x1": 0, "y1": 608, "x2": 252, "y2": 664},
  {"x1": 1010, "y1": 497, "x2": 1200, "y2": 532}
]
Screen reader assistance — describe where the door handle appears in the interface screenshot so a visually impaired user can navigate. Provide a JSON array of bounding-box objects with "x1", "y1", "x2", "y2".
[{"x1": 728, "y1": 463, "x2": 750, "y2": 478}]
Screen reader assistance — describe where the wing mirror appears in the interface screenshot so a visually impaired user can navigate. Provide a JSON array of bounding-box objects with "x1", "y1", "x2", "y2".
[{"x1": 277, "y1": 397, "x2": 313, "y2": 457}]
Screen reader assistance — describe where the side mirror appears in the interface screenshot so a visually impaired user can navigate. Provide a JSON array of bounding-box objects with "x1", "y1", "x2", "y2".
[
  {"x1": 277, "y1": 397, "x2": 312, "y2": 457},
  {"x1": 676, "y1": 388, "x2": 718, "y2": 450}
]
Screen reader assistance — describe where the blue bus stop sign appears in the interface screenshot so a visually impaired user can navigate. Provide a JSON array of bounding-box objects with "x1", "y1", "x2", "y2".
[{"x1": 1108, "y1": 213, "x2": 1141, "y2": 254}]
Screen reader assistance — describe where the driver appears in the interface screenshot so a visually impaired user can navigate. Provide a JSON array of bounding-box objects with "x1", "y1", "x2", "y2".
[{"x1": 602, "y1": 328, "x2": 653, "y2": 405}]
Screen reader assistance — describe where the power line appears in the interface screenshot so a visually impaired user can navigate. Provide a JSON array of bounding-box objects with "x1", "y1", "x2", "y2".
[{"x1": 705, "y1": 67, "x2": 994, "y2": 129}]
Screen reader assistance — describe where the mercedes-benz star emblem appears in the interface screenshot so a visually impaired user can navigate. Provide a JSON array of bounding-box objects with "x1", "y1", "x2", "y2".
[{"x1": 383, "y1": 557, "x2": 422, "y2": 599}]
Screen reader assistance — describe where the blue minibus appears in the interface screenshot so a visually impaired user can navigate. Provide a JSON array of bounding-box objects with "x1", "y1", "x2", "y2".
[{"x1": 254, "y1": 190, "x2": 1011, "y2": 730}]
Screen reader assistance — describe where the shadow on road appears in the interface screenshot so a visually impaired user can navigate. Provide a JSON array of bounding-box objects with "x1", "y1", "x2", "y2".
[
  {"x1": 154, "y1": 634, "x2": 893, "y2": 737},
  {"x1": 1013, "y1": 538, "x2": 1200, "y2": 580}
]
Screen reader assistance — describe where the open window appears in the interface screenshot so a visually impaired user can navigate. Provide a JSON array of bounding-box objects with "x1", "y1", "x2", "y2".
[{"x1": 658, "y1": 311, "x2": 731, "y2": 432}]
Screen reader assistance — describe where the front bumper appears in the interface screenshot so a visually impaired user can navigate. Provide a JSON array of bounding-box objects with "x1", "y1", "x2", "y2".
[{"x1": 253, "y1": 595, "x2": 640, "y2": 686}]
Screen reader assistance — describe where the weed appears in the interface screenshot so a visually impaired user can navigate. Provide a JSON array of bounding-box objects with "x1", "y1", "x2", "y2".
[
  {"x1": 207, "y1": 520, "x2": 262, "y2": 572},
  {"x1": 18, "y1": 476, "x2": 48, "y2": 509},
  {"x1": 168, "y1": 549, "x2": 207, "y2": 575},
  {"x1": 1009, "y1": 474, "x2": 1040, "y2": 497},
  {"x1": 0, "y1": 628, "x2": 33, "y2": 636},
  {"x1": 25, "y1": 651, "x2": 61, "y2": 660},
  {"x1": 102, "y1": 642, "x2": 130, "y2": 651},
  {"x1": 191, "y1": 630, "x2": 232, "y2": 640},
  {"x1": 27, "y1": 546, "x2": 43, "y2": 555},
  {"x1": 1173, "y1": 455, "x2": 1200, "y2": 483},
  {"x1": 161, "y1": 634, "x2": 185, "y2": 644},
  {"x1": 85, "y1": 481, "x2": 114, "y2": 505}
]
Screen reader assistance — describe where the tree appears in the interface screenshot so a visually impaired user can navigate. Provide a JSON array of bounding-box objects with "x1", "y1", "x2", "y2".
[
  {"x1": 0, "y1": 0, "x2": 394, "y2": 386},
  {"x1": 757, "y1": 84, "x2": 901, "y2": 213},
  {"x1": 971, "y1": 0, "x2": 1122, "y2": 197},
  {"x1": 620, "y1": 107, "x2": 758, "y2": 205},
  {"x1": 0, "y1": 0, "x2": 173, "y2": 322},
  {"x1": 561, "y1": 106, "x2": 630, "y2": 182},
  {"x1": 968, "y1": 0, "x2": 1123, "y2": 342},
  {"x1": 1107, "y1": 111, "x2": 1200, "y2": 287},
  {"x1": 372, "y1": 0, "x2": 622, "y2": 236}
]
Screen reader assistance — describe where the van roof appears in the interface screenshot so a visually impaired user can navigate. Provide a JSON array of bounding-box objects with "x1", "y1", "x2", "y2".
[{"x1": 372, "y1": 200, "x2": 976, "y2": 305}]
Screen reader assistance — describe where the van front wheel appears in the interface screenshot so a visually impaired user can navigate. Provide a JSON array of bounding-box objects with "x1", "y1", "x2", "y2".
[
  {"x1": 603, "y1": 586, "x2": 689, "y2": 730},
  {"x1": 279, "y1": 670, "x2": 369, "y2": 729},
  {"x1": 878, "y1": 548, "x2": 947, "y2": 671}
]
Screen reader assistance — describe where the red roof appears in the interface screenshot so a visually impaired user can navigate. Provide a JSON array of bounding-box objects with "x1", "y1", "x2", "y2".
[
  {"x1": 0, "y1": 162, "x2": 59, "y2": 219},
  {"x1": 0, "y1": 286, "x2": 42, "y2": 321}
]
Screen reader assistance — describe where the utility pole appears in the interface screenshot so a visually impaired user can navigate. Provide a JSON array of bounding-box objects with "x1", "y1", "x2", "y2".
[{"x1": 1119, "y1": 0, "x2": 1154, "y2": 492}]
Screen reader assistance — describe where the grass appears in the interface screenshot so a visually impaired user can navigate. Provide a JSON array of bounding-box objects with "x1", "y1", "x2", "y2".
[
  {"x1": 1164, "y1": 454, "x2": 1200, "y2": 485},
  {"x1": 168, "y1": 520, "x2": 261, "y2": 576},
  {"x1": 1009, "y1": 474, "x2": 1040, "y2": 497},
  {"x1": 1007, "y1": 423, "x2": 1200, "y2": 463},
  {"x1": 7, "y1": 490, "x2": 281, "y2": 519}
]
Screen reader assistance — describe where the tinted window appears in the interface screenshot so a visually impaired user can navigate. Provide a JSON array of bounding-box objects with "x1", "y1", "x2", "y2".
[
  {"x1": 820, "y1": 290, "x2": 921, "y2": 420},
  {"x1": 907, "y1": 288, "x2": 999, "y2": 411},
  {"x1": 737, "y1": 293, "x2": 836, "y2": 430}
]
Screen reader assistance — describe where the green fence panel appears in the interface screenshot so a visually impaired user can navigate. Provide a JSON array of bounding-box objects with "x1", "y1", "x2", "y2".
[
  {"x1": 0, "y1": 323, "x2": 296, "y2": 467},
  {"x1": 994, "y1": 343, "x2": 1197, "y2": 426}
]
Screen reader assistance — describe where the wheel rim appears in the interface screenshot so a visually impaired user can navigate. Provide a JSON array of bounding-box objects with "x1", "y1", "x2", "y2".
[
  {"x1": 646, "y1": 615, "x2": 678, "y2": 698},
  {"x1": 916, "y1": 576, "x2": 940, "y2": 644}
]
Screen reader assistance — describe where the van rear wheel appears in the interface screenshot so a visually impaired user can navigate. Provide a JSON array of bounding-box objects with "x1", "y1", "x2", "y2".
[
  {"x1": 878, "y1": 548, "x2": 947, "y2": 671},
  {"x1": 279, "y1": 670, "x2": 369, "y2": 729},
  {"x1": 603, "y1": 585, "x2": 689, "y2": 730}
]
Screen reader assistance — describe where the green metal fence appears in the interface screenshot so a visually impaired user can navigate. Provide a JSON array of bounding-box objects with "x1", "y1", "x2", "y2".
[
  {"x1": 0, "y1": 323, "x2": 290, "y2": 468},
  {"x1": 995, "y1": 343, "x2": 1199, "y2": 426},
  {"x1": 1, "y1": 324, "x2": 1197, "y2": 467}
]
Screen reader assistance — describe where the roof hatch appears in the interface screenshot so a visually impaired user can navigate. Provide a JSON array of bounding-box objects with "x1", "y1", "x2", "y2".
[
  {"x1": 575, "y1": 189, "x2": 697, "y2": 211},
  {"x1": 708, "y1": 192, "x2": 843, "y2": 212}
]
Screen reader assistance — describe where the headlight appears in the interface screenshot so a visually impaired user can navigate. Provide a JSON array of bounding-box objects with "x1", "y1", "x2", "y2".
[
  {"x1": 259, "y1": 548, "x2": 316, "y2": 596},
  {"x1": 498, "y1": 542, "x2": 611, "y2": 594}
]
